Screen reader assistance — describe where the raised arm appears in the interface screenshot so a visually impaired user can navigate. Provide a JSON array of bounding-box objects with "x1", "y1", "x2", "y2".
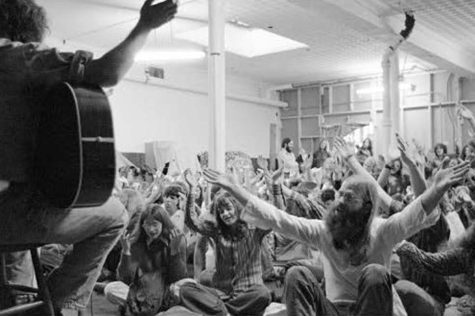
[
  {"x1": 457, "y1": 104, "x2": 475, "y2": 134},
  {"x1": 396, "y1": 133, "x2": 426, "y2": 197},
  {"x1": 203, "y1": 168, "x2": 324, "y2": 247},
  {"x1": 117, "y1": 233, "x2": 138, "y2": 284},
  {"x1": 382, "y1": 160, "x2": 470, "y2": 245},
  {"x1": 183, "y1": 170, "x2": 217, "y2": 237},
  {"x1": 334, "y1": 137, "x2": 393, "y2": 210},
  {"x1": 421, "y1": 160, "x2": 469, "y2": 214},
  {"x1": 83, "y1": 0, "x2": 177, "y2": 87}
]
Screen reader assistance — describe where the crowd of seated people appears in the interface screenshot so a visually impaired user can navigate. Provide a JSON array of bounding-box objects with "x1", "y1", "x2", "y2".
[
  {"x1": 57, "y1": 111, "x2": 475, "y2": 315},
  {"x1": 9, "y1": 113, "x2": 475, "y2": 316}
]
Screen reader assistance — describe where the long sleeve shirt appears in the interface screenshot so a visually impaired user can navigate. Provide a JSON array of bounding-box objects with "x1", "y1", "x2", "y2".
[
  {"x1": 185, "y1": 193, "x2": 269, "y2": 295},
  {"x1": 241, "y1": 194, "x2": 439, "y2": 315}
]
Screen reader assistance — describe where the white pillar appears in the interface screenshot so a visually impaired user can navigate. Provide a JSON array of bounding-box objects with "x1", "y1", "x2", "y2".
[{"x1": 208, "y1": 0, "x2": 226, "y2": 171}]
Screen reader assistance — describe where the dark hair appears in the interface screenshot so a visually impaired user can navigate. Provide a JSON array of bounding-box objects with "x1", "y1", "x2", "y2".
[
  {"x1": 325, "y1": 200, "x2": 373, "y2": 252},
  {"x1": 212, "y1": 191, "x2": 247, "y2": 241},
  {"x1": 434, "y1": 143, "x2": 447, "y2": 157},
  {"x1": 0, "y1": 0, "x2": 48, "y2": 42},
  {"x1": 362, "y1": 138, "x2": 373, "y2": 155},
  {"x1": 461, "y1": 144, "x2": 474, "y2": 161},
  {"x1": 129, "y1": 204, "x2": 178, "y2": 270},
  {"x1": 127, "y1": 166, "x2": 140, "y2": 178},
  {"x1": 163, "y1": 182, "x2": 188, "y2": 198},
  {"x1": 320, "y1": 188, "x2": 335, "y2": 203},
  {"x1": 391, "y1": 158, "x2": 403, "y2": 176},
  {"x1": 281, "y1": 137, "x2": 292, "y2": 148},
  {"x1": 130, "y1": 204, "x2": 175, "y2": 247}
]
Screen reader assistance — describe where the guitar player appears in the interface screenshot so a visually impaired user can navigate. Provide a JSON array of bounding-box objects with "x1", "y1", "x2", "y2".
[{"x1": 0, "y1": 0, "x2": 177, "y2": 314}]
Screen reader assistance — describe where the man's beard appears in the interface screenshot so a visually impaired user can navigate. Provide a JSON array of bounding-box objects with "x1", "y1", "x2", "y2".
[
  {"x1": 285, "y1": 145, "x2": 292, "y2": 153},
  {"x1": 325, "y1": 201, "x2": 373, "y2": 265}
]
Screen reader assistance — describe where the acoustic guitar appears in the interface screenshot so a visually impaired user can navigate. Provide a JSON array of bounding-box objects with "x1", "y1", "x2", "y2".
[{"x1": 35, "y1": 82, "x2": 116, "y2": 209}]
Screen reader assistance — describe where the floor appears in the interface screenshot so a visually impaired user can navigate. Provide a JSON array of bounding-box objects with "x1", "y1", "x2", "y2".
[{"x1": 60, "y1": 292, "x2": 465, "y2": 316}]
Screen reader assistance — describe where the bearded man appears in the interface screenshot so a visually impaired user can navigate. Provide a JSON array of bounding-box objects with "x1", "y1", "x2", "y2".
[
  {"x1": 278, "y1": 138, "x2": 299, "y2": 179},
  {"x1": 203, "y1": 137, "x2": 470, "y2": 316}
]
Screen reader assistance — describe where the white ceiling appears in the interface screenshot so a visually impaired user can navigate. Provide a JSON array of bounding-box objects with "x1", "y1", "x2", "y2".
[{"x1": 37, "y1": 0, "x2": 475, "y2": 85}]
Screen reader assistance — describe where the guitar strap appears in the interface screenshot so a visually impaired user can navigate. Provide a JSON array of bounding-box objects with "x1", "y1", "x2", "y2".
[{"x1": 68, "y1": 50, "x2": 93, "y2": 84}]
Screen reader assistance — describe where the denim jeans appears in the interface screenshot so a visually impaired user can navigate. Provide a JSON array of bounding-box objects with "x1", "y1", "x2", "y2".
[
  {"x1": 181, "y1": 283, "x2": 271, "y2": 316},
  {"x1": 0, "y1": 183, "x2": 127, "y2": 310},
  {"x1": 394, "y1": 280, "x2": 445, "y2": 316},
  {"x1": 283, "y1": 264, "x2": 393, "y2": 316}
]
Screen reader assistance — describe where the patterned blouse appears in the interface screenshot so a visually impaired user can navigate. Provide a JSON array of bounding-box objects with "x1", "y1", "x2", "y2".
[{"x1": 185, "y1": 191, "x2": 269, "y2": 295}]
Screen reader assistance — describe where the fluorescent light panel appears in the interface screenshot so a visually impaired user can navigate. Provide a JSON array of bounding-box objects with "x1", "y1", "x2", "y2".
[
  {"x1": 135, "y1": 50, "x2": 205, "y2": 61},
  {"x1": 177, "y1": 23, "x2": 308, "y2": 58}
]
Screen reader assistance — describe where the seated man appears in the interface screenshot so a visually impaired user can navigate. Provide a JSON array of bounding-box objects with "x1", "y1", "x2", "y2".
[
  {"x1": 203, "y1": 137, "x2": 470, "y2": 316},
  {"x1": 0, "y1": 0, "x2": 177, "y2": 314}
]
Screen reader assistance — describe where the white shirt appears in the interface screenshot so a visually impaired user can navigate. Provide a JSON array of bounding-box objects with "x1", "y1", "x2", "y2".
[
  {"x1": 278, "y1": 149, "x2": 299, "y2": 177},
  {"x1": 242, "y1": 194, "x2": 440, "y2": 316}
]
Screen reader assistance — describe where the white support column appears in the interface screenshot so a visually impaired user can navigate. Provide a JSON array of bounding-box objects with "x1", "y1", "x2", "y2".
[{"x1": 208, "y1": 0, "x2": 226, "y2": 171}]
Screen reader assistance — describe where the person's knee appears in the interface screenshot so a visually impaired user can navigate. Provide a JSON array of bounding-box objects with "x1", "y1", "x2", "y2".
[
  {"x1": 253, "y1": 285, "x2": 272, "y2": 306},
  {"x1": 102, "y1": 197, "x2": 129, "y2": 231},
  {"x1": 104, "y1": 281, "x2": 128, "y2": 306},
  {"x1": 394, "y1": 280, "x2": 418, "y2": 299},
  {"x1": 285, "y1": 266, "x2": 314, "y2": 288},
  {"x1": 360, "y1": 264, "x2": 390, "y2": 287}
]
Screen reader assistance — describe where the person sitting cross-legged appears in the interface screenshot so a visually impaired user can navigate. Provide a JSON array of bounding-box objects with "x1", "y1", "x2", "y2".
[
  {"x1": 202, "y1": 136, "x2": 470, "y2": 316},
  {"x1": 104, "y1": 204, "x2": 227, "y2": 316},
  {"x1": 182, "y1": 169, "x2": 272, "y2": 316}
]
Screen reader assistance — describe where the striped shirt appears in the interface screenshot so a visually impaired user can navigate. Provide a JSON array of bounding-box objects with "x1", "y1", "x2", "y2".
[{"x1": 185, "y1": 193, "x2": 269, "y2": 294}]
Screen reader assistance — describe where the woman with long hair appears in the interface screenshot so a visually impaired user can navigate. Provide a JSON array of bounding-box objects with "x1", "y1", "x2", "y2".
[
  {"x1": 104, "y1": 204, "x2": 227, "y2": 316},
  {"x1": 183, "y1": 170, "x2": 271, "y2": 316},
  {"x1": 103, "y1": 204, "x2": 186, "y2": 314}
]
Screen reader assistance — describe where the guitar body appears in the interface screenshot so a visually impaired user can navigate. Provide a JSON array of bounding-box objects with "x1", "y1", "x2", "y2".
[{"x1": 35, "y1": 82, "x2": 115, "y2": 209}]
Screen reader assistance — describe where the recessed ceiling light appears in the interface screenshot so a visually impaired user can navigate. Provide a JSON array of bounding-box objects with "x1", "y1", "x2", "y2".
[
  {"x1": 177, "y1": 23, "x2": 307, "y2": 58},
  {"x1": 134, "y1": 50, "x2": 206, "y2": 61}
]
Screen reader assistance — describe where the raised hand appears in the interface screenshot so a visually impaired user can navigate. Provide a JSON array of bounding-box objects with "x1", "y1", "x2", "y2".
[
  {"x1": 333, "y1": 137, "x2": 354, "y2": 160},
  {"x1": 457, "y1": 104, "x2": 475, "y2": 120},
  {"x1": 203, "y1": 168, "x2": 238, "y2": 189},
  {"x1": 396, "y1": 133, "x2": 413, "y2": 166},
  {"x1": 139, "y1": 0, "x2": 178, "y2": 31},
  {"x1": 256, "y1": 155, "x2": 269, "y2": 173},
  {"x1": 271, "y1": 166, "x2": 284, "y2": 184},
  {"x1": 301, "y1": 153, "x2": 313, "y2": 171},
  {"x1": 433, "y1": 160, "x2": 470, "y2": 191},
  {"x1": 120, "y1": 232, "x2": 132, "y2": 255},
  {"x1": 184, "y1": 169, "x2": 198, "y2": 188}
]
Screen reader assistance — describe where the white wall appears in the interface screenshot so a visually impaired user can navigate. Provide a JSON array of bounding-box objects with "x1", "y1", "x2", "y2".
[{"x1": 109, "y1": 67, "x2": 282, "y2": 157}]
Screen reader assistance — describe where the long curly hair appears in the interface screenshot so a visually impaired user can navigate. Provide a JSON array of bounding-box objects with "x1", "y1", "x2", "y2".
[
  {"x1": 0, "y1": 0, "x2": 48, "y2": 42},
  {"x1": 212, "y1": 191, "x2": 248, "y2": 241}
]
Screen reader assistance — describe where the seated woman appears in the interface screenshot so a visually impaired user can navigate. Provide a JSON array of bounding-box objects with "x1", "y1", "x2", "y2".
[
  {"x1": 104, "y1": 204, "x2": 226, "y2": 316},
  {"x1": 183, "y1": 170, "x2": 272, "y2": 316}
]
